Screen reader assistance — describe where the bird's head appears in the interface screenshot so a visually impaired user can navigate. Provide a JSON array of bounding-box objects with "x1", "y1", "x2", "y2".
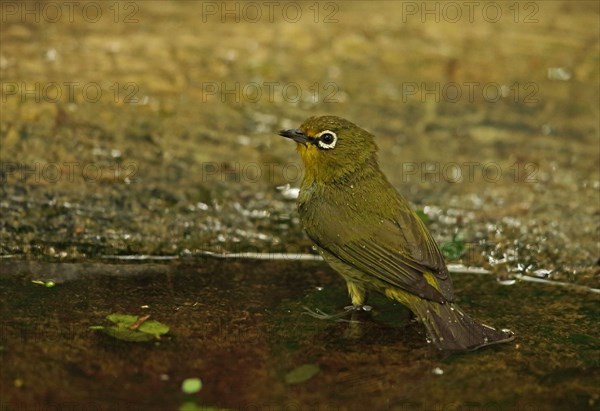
[{"x1": 278, "y1": 115, "x2": 379, "y2": 184}]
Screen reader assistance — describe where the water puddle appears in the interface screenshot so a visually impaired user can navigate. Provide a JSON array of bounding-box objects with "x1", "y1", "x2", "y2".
[{"x1": 1, "y1": 257, "x2": 598, "y2": 410}]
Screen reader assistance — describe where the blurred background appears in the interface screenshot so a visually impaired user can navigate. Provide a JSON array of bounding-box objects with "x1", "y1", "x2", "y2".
[{"x1": 1, "y1": 1, "x2": 599, "y2": 410}]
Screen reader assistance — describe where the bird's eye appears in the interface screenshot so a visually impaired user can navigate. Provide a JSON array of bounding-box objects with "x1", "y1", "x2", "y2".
[{"x1": 316, "y1": 130, "x2": 337, "y2": 150}]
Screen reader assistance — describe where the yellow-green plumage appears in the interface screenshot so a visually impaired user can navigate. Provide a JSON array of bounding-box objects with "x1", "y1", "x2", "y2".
[{"x1": 279, "y1": 115, "x2": 514, "y2": 351}]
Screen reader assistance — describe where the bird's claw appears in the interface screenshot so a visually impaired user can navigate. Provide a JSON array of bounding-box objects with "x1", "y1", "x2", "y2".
[
  {"x1": 302, "y1": 305, "x2": 372, "y2": 322},
  {"x1": 344, "y1": 305, "x2": 372, "y2": 312},
  {"x1": 302, "y1": 306, "x2": 350, "y2": 320}
]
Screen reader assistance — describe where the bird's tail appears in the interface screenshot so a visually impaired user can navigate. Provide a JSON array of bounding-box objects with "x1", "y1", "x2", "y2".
[{"x1": 410, "y1": 300, "x2": 514, "y2": 351}]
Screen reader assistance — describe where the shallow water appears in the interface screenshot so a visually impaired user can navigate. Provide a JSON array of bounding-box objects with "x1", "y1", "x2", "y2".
[{"x1": 1, "y1": 257, "x2": 599, "y2": 411}]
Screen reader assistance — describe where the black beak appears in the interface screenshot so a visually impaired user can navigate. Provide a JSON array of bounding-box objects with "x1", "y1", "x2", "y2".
[{"x1": 278, "y1": 129, "x2": 310, "y2": 145}]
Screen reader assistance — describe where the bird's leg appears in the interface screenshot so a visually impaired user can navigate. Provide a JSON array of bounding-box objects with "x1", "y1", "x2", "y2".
[
  {"x1": 343, "y1": 281, "x2": 370, "y2": 338},
  {"x1": 344, "y1": 281, "x2": 372, "y2": 313}
]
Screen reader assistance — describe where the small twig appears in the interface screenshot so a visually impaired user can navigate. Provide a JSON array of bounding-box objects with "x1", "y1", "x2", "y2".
[{"x1": 130, "y1": 315, "x2": 150, "y2": 330}]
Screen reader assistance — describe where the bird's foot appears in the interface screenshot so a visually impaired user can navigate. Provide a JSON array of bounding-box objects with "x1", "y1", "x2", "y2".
[
  {"x1": 302, "y1": 305, "x2": 372, "y2": 322},
  {"x1": 344, "y1": 304, "x2": 372, "y2": 313},
  {"x1": 302, "y1": 306, "x2": 348, "y2": 320}
]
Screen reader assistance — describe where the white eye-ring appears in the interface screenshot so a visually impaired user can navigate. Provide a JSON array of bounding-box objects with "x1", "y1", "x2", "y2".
[{"x1": 316, "y1": 130, "x2": 338, "y2": 150}]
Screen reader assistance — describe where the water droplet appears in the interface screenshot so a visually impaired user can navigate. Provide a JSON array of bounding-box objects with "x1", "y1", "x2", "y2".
[
  {"x1": 196, "y1": 202, "x2": 209, "y2": 211},
  {"x1": 426, "y1": 337, "x2": 432, "y2": 344},
  {"x1": 547, "y1": 67, "x2": 572, "y2": 81},
  {"x1": 276, "y1": 184, "x2": 300, "y2": 200},
  {"x1": 497, "y1": 278, "x2": 516, "y2": 286},
  {"x1": 432, "y1": 367, "x2": 444, "y2": 375},
  {"x1": 533, "y1": 269, "x2": 552, "y2": 278},
  {"x1": 483, "y1": 337, "x2": 489, "y2": 343},
  {"x1": 45, "y1": 48, "x2": 57, "y2": 61}
]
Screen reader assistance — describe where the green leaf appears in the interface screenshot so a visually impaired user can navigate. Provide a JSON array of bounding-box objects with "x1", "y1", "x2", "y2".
[
  {"x1": 106, "y1": 314, "x2": 138, "y2": 326},
  {"x1": 415, "y1": 209, "x2": 429, "y2": 224},
  {"x1": 102, "y1": 326, "x2": 155, "y2": 342},
  {"x1": 441, "y1": 234, "x2": 465, "y2": 260},
  {"x1": 106, "y1": 313, "x2": 169, "y2": 337},
  {"x1": 181, "y1": 378, "x2": 203, "y2": 394},
  {"x1": 90, "y1": 313, "x2": 170, "y2": 342},
  {"x1": 179, "y1": 403, "x2": 203, "y2": 411},
  {"x1": 284, "y1": 364, "x2": 320, "y2": 385},
  {"x1": 179, "y1": 402, "x2": 227, "y2": 411},
  {"x1": 31, "y1": 280, "x2": 56, "y2": 287},
  {"x1": 138, "y1": 320, "x2": 170, "y2": 338}
]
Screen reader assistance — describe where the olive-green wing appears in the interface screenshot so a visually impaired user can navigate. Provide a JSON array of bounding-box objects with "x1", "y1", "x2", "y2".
[{"x1": 308, "y1": 204, "x2": 454, "y2": 303}]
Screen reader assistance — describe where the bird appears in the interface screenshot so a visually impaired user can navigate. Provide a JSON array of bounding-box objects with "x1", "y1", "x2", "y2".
[{"x1": 278, "y1": 115, "x2": 514, "y2": 351}]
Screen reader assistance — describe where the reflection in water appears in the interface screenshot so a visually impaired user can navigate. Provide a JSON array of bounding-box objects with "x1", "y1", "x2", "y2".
[{"x1": 1, "y1": 257, "x2": 599, "y2": 410}]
